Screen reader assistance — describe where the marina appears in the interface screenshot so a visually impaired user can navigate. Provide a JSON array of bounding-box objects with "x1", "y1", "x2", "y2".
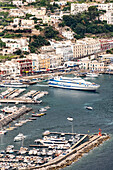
[
  {"x1": 0, "y1": 131, "x2": 110, "y2": 170},
  {"x1": 0, "y1": 74, "x2": 112, "y2": 170}
]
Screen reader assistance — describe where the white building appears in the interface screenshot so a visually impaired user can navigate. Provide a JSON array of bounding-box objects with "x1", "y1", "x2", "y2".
[
  {"x1": 9, "y1": 9, "x2": 25, "y2": 17},
  {"x1": 100, "y1": 11, "x2": 113, "y2": 24},
  {"x1": 62, "y1": 30, "x2": 74, "y2": 39},
  {"x1": 0, "y1": 60, "x2": 20, "y2": 77},
  {"x1": 26, "y1": 0, "x2": 36, "y2": 3},
  {"x1": 1, "y1": 38, "x2": 29, "y2": 52},
  {"x1": 78, "y1": 59, "x2": 104, "y2": 71},
  {"x1": 97, "y1": 3, "x2": 113, "y2": 11},
  {"x1": 73, "y1": 38, "x2": 101, "y2": 59},
  {"x1": 12, "y1": 0, "x2": 23, "y2": 6},
  {"x1": 27, "y1": 53, "x2": 39, "y2": 71},
  {"x1": 50, "y1": 1, "x2": 67, "y2": 6},
  {"x1": 71, "y1": 3, "x2": 89, "y2": 15}
]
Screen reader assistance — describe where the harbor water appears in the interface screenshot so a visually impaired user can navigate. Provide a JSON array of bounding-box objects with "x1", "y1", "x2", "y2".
[{"x1": 0, "y1": 74, "x2": 113, "y2": 170}]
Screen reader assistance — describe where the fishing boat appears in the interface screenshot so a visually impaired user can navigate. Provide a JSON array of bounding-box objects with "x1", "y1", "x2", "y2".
[
  {"x1": 48, "y1": 76, "x2": 100, "y2": 91},
  {"x1": 14, "y1": 133, "x2": 26, "y2": 142}
]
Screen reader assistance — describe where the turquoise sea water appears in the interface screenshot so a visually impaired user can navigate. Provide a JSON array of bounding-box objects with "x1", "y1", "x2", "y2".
[{"x1": 0, "y1": 74, "x2": 113, "y2": 170}]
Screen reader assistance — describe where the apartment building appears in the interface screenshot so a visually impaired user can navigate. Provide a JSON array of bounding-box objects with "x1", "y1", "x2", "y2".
[
  {"x1": 38, "y1": 54, "x2": 50, "y2": 70},
  {"x1": 79, "y1": 60, "x2": 104, "y2": 71},
  {"x1": 26, "y1": 53, "x2": 39, "y2": 72},
  {"x1": 0, "y1": 60, "x2": 20, "y2": 76},
  {"x1": 73, "y1": 38, "x2": 101, "y2": 59},
  {"x1": 12, "y1": 58, "x2": 32, "y2": 74}
]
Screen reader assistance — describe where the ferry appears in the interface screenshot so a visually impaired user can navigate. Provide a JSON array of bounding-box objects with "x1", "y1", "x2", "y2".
[{"x1": 48, "y1": 76, "x2": 100, "y2": 91}]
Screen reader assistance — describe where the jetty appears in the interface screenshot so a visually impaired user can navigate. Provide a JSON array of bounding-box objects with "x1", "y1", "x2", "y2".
[
  {"x1": 29, "y1": 133, "x2": 110, "y2": 170},
  {"x1": 0, "y1": 98, "x2": 42, "y2": 104},
  {"x1": 0, "y1": 131, "x2": 110, "y2": 170},
  {"x1": 0, "y1": 106, "x2": 32, "y2": 128}
]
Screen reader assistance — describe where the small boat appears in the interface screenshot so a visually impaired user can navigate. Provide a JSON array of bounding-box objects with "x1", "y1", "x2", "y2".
[
  {"x1": 32, "y1": 113, "x2": 46, "y2": 117},
  {"x1": 0, "y1": 130, "x2": 7, "y2": 135},
  {"x1": 86, "y1": 106, "x2": 93, "y2": 110},
  {"x1": 14, "y1": 133, "x2": 26, "y2": 142},
  {"x1": 39, "y1": 108, "x2": 47, "y2": 112},
  {"x1": 86, "y1": 73, "x2": 98, "y2": 78}
]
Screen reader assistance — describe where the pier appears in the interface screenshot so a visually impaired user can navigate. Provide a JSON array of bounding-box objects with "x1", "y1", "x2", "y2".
[
  {"x1": 29, "y1": 133, "x2": 110, "y2": 170},
  {"x1": 0, "y1": 106, "x2": 32, "y2": 128},
  {"x1": 0, "y1": 131, "x2": 110, "y2": 170},
  {"x1": 0, "y1": 98, "x2": 42, "y2": 104}
]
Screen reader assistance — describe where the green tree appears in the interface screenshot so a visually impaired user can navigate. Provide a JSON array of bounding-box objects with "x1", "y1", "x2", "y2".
[
  {"x1": 0, "y1": 39, "x2": 6, "y2": 48},
  {"x1": 44, "y1": 26, "x2": 59, "y2": 39}
]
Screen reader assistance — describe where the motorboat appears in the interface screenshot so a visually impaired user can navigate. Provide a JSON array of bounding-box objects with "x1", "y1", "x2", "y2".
[
  {"x1": 0, "y1": 130, "x2": 7, "y2": 135},
  {"x1": 39, "y1": 108, "x2": 47, "y2": 112},
  {"x1": 14, "y1": 133, "x2": 26, "y2": 142},
  {"x1": 86, "y1": 73, "x2": 98, "y2": 78},
  {"x1": 86, "y1": 106, "x2": 93, "y2": 110},
  {"x1": 32, "y1": 113, "x2": 46, "y2": 117},
  {"x1": 0, "y1": 80, "x2": 29, "y2": 88},
  {"x1": 48, "y1": 76, "x2": 100, "y2": 91}
]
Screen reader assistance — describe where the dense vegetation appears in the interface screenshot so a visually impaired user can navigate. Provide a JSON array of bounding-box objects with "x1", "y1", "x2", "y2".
[
  {"x1": 0, "y1": 39, "x2": 6, "y2": 48},
  {"x1": 29, "y1": 35, "x2": 50, "y2": 53},
  {"x1": 61, "y1": 6, "x2": 113, "y2": 39}
]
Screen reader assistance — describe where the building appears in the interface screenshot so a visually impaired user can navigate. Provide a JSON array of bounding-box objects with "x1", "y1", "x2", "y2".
[
  {"x1": 26, "y1": 53, "x2": 39, "y2": 72},
  {"x1": 0, "y1": 60, "x2": 20, "y2": 77},
  {"x1": 22, "y1": 7, "x2": 46, "y2": 18},
  {"x1": 38, "y1": 54, "x2": 50, "y2": 70},
  {"x1": 62, "y1": 30, "x2": 74, "y2": 40},
  {"x1": 50, "y1": 1, "x2": 67, "y2": 6},
  {"x1": 99, "y1": 11, "x2": 113, "y2": 25},
  {"x1": 12, "y1": 0, "x2": 23, "y2": 6},
  {"x1": 12, "y1": 58, "x2": 32, "y2": 75},
  {"x1": 9, "y1": 9, "x2": 25, "y2": 17},
  {"x1": 73, "y1": 38, "x2": 101, "y2": 59},
  {"x1": 1, "y1": 38, "x2": 29, "y2": 52},
  {"x1": 79, "y1": 59, "x2": 104, "y2": 71},
  {"x1": 71, "y1": 3, "x2": 89, "y2": 15},
  {"x1": 97, "y1": 3, "x2": 113, "y2": 11},
  {"x1": 26, "y1": 0, "x2": 36, "y2": 3}
]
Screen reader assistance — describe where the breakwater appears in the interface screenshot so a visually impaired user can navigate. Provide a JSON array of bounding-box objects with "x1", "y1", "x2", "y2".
[
  {"x1": 29, "y1": 134, "x2": 110, "y2": 170},
  {"x1": 0, "y1": 106, "x2": 32, "y2": 128}
]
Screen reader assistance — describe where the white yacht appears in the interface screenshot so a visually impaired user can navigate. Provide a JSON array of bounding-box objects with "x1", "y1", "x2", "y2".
[
  {"x1": 48, "y1": 76, "x2": 100, "y2": 91},
  {"x1": 0, "y1": 80, "x2": 29, "y2": 88},
  {"x1": 14, "y1": 133, "x2": 26, "y2": 142},
  {"x1": 86, "y1": 73, "x2": 98, "y2": 78}
]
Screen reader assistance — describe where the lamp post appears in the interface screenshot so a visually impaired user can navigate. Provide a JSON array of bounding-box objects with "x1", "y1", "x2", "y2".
[{"x1": 67, "y1": 117, "x2": 73, "y2": 134}]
